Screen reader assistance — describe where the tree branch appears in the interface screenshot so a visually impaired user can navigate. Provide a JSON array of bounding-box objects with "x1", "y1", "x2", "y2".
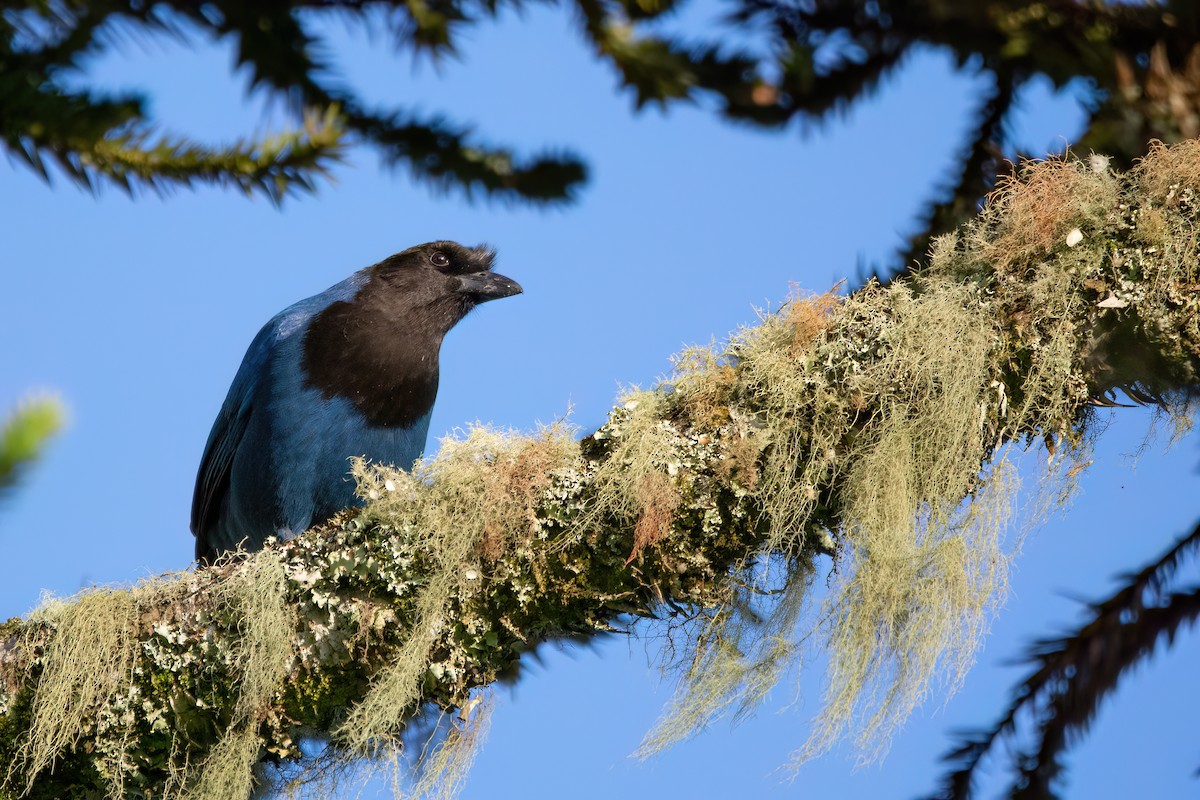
[{"x1": 5, "y1": 141, "x2": 1200, "y2": 798}]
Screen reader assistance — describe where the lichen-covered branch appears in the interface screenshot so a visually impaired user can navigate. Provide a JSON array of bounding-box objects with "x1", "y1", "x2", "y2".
[{"x1": 5, "y1": 141, "x2": 1200, "y2": 799}]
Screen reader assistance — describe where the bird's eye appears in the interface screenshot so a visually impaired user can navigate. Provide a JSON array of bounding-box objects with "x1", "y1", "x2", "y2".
[{"x1": 430, "y1": 251, "x2": 450, "y2": 269}]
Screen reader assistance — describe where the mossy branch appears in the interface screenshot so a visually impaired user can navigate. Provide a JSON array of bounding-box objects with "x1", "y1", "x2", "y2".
[{"x1": 5, "y1": 142, "x2": 1200, "y2": 798}]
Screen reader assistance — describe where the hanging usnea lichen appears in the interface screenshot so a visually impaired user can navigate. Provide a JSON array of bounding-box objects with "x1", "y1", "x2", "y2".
[{"x1": 3, "y1": 141, "x2": 1200, "y2": 800}]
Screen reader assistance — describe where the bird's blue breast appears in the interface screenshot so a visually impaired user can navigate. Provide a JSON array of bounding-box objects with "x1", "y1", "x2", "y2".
[{"x1": 263, "y1": 335, "x2": 431, "y2": 535}]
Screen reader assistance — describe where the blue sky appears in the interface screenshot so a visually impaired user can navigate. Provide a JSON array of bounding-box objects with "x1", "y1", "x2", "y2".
[{"x1": 2, "y1": 7, "x2": 1198, "y2": 799}]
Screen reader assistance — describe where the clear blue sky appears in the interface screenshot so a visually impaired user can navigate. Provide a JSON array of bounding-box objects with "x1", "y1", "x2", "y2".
[{"x1": 2, "y1": 7, "x2": 1198, "y2": 799}]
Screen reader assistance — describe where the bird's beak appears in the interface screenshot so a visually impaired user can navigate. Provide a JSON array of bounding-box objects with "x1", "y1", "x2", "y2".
[{"x1": 457, "y1": 271, "x2": 523, "y2": 303}]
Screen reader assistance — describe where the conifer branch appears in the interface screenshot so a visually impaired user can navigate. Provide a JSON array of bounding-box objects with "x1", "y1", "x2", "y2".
[
  {"x1": 923, "y1": 520, "x2": 1200, "y2": 800},
  {"x1": 0, "y1": 396, "x2": 64, "y2": 500}
]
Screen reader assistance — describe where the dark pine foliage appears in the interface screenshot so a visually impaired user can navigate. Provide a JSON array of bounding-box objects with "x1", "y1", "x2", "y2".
[
  {"x1": 4, "y1": 1, "x2": 1200, "y2": 227},
  {"x1": 720, "y1": 0, "x2": 1200, "y2": 275},
  {"x1": 922, "y1": 519, "x2": 1200, "y2": 800}
]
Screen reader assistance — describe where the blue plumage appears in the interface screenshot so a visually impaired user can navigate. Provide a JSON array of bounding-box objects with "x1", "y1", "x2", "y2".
[{"x1": 191, "y1": 241, "x2": 521, "y2": 563}]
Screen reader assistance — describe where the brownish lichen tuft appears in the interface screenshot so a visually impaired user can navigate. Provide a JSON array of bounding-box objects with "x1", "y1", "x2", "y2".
[
  {"x1": 981, "y1": 156, "x2": 1119, "y2": 270},
  {"x1": 626, "y1": 472, "x2": 683, "y2": 564},
  {"x1": 1136, "y1": 139, "x2": 1200, "y2": 203},
  {"x1": 786, "y1": 287, "x2": 842, "y2": 352}
]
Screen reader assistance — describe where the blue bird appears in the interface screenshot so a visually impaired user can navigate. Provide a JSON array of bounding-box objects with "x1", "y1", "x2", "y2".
[{"x1": 190, "y1": 241, "x2": 522, "y2": 563}]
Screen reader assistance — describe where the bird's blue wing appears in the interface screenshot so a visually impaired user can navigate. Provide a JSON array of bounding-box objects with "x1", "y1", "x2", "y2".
[
  {"x1": 189, "y1": 316, "x2": 284, "y2": 548},
  {"x1": 190, "y1": 271, "x2": 372, "y2": 561}
]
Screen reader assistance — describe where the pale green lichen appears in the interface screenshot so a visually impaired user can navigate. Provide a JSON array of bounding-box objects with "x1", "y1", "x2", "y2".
[{"x1": 185, "y1": 550, "x2": 293, "y2": 800}]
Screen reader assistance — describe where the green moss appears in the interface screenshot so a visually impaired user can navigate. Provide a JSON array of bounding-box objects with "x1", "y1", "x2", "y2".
[{"x1": 282, "y1": 667, "x2": 370, "y2": 731}]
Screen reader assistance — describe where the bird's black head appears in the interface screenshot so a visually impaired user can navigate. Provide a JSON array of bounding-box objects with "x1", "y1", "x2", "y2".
[
  {"x1": 369, "y1": 241, "x2": 522, "y2": 330},
  {"x1": 301, "y1": 241, "x2": 522, "y2": 428}
]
